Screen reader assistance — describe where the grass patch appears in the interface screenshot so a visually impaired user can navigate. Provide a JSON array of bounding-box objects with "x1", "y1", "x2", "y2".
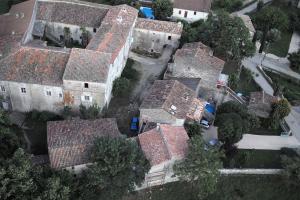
[
  {"x1": 236, "y1": 67, "x2": 261, "y2": 96},
  {"x1": 268, "y1": 31, "x2": 293, "y2": 57},
  {"x1": 249, "y1": 126, "x2": 282, "y2": 136},
  {"x1": 125, "y1": 175, "x2": 298, "y2": 200},
  {"x1": 266, "y1": 71, "x2": 300, "y2": 104},
  {"x1": 227, "y1": 149, "x2": 282, "y2": 169}
]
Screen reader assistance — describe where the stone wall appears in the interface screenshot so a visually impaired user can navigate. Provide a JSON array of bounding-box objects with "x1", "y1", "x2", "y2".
[{"x1": 132, "y1": 29, "x2": 181, "y2": 53}]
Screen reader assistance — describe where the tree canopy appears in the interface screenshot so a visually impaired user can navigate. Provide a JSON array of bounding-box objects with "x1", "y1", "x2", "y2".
[
  {"x1": 153, "y1": 0, "x2": 173, "y2": 20},
  {"x1": 174, "y1": 135, "x2": 223, "y2": 199},
  {"x1": 0, "y1": 149, "x2": 73, "y2": 200},
  {"x1": 184, "y1": 122, "x2": 203, "y2": 138},
  {"x1": 80, "y1": 137, "x2": 150, "y2": 200},
  {"x1": 199, "y1": 11, "x2": 255, "y2": 62},
  {"x1": 215, "y1": 101, "x2": 260, "y2": 150},
  {"x1": 288, "y1": 50, "x2": 300, "y2": 72},
  {"x1": 253, "y1": 6, "x2": 288, "y2": 52}
]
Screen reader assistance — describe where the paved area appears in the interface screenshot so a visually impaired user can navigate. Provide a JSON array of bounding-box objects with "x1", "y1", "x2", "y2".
[
  {"x1": 202, "y1": 126, "x2": 218, "y2": 142},
  {"x1": 233, "y1": 0, "x2": 272, "y2": 15},
  {"x1": 242, "y1": 57, "x2": 274, "y2": 95},
  {"x1": 288, "y1": 32, "x2": 300, "y2": 54},
  {"x1": 129, "y1": 47, "x2": 173, "y2": 101},
  {"x1": 236, "y1": 134, "x2": 300, "y2": 150}
]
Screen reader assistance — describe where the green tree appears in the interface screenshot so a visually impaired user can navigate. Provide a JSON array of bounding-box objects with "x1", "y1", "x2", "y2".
[
  {"x1": 253, "y1": 6, "x2": 288, "y2": 53},
  {"x1": 212, "y1": 0, "x2": 243, "y2": 12},
  {"x1": 200, "y1": 11, "x2": 255, "y2": 62},
  {"x1": 228, "y1": 73, "x2": 238, "y2": 90},
  {"x1": 257, "y1": 0, "x2": 264, "y2": 11},
  {"x1": 0, "y1": 149, "x2": 39, "y2": 200},
  {"x1": 184, "y1": 122, "x2": 203, "y2": 138},
  {"x1": 215, "y1": 101, "x2": 260, "y2": 151},
  {"x1": 81, "y1": 137, "x2": 150, "y2": 200},
  {"x1": 174, "y1": 135, "x2": 223, "y2": 199},
  {"x1": 63, "y1": 27, "x2": 72, "y2": 48},
  {"x1": 80, "y1": 27, "x2": 89, "y2": 48},
  {"x1": 288, "y1": 50, "x2": 300, "y2": 72},
  {"x1": 0, "y1": 127, "x2": 21, "y2": 160},
  {"x1": 41, "y1": 176, "x2": 71, "y2": 200},
  {"x1": 112, "y1": 77, "x2": 132, "y2": 97},
  {"x1": 153, "y1": 0, "x2": 173, "y2": 20},
  {"x1": 0, "y1": 108, "x2": 11, "y2": 126},
  {"x1": 79, "y1": 103, "x2": 101, "y2": 119},
  {"x1": 271, "y1": 98, "x2": 291, "y2": 120}
]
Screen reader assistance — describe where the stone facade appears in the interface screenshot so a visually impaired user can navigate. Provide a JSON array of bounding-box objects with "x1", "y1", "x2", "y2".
[
  {"x1": 132, "y1": 18, "x2": 182, "y2": 53},
  {"x1": 172, "y1": 8, "x2": 208, "y2": 22}
]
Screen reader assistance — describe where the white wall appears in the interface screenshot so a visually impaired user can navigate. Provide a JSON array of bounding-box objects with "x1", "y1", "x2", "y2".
[
  {"x1": 140, "y1": 108, "x2": 185, "y2": 126},
  {"x1": 172, "y1": 8, "x2": 208, "y2": 22},
  {"x1": 132, "y1": 28, "x2": 181, "y2": 53},
  {"x1": 0, "y1": 81, "x2": 64, "y2": 113}
]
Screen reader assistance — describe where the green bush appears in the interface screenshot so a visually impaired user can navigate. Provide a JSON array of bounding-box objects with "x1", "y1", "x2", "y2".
[
  {"x1": 121, "y1": 59, "x2": 139, "y2": 81},
  {"x1": 212, "y1": 0, "x2": 243, "y2": 12},
  {"x1": 79, "y1": 104, "x2": 101, "y2": 119},
  {"x1": 28, "y1": 110, "x2": 62, "y2": 122},
  {"x1": 112, "y1": 77, "x2": 132, "y2": 97}
]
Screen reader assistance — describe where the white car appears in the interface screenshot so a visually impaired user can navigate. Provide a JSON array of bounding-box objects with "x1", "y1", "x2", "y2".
[{"x1": 200, "y1": 120, "x2": 210, "y2": 129}]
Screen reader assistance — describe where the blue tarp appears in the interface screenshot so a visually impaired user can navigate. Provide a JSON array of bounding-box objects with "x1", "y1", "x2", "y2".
[
  {"x1": 205, "y1": 104, "x2": 215, "y2": 114},
  {"x1": 140, "y1": 7, "x2": 155, "y2": 19}
]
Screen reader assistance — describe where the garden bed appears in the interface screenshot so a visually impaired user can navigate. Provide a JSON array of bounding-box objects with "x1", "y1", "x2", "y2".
[
  {"x1": 266, "y1": 71, "x2": 300, "y2": 104},
  {"x1": 226, "y1": 149, "x2": 282, "y2": 169},
  {"x1": 124, "y1": 174, "x2": 297, "y2": 200},
  {"x1": 236, "y1": 67, "x2": 261, "y2": 97}
]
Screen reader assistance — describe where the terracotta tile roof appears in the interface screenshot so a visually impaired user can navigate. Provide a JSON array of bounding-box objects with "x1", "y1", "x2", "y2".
[
  {"x1": 0, "y1": 0, "x2": 35, "y2": 36},
  {"x1": 47, "y1": 118, "x2": 121, "y2": 169},
  {"x1": 248, "y1": 91, "x2": 279, "y2": 118},
  {"x1": 135, "y1": 18, "x2": 183, "y2": 35},
  {"x1": 87, "y1": 5, "x2": 138, "y2": 61},
  {"x1": 138, "y1": 124, "x2": 188, "y2": 166},
  {"x1": 36, "y1": 0, "x2": 110, "y2": 27},
  {"x1": 0, "y1": 47, "x2": 69, "y2": 86},
  {"x1": 63, "y1": 48, "x2": 111, "y2": 83},
  {"x1": 140, "y1": 80, "x2": 199, "y2": 119},
  {"x1": 0, "y1": 34, "x2": 23, "y2": 60},
  {"x1": 172, "y1": 42, "x2": 225, "y2": 89},
  {"x1": 174, "y1": 0, "x2": 212, "y2": 12}
]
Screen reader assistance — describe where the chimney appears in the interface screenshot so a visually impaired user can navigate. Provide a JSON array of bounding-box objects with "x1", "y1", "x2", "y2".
[{"x1": 156, "y1": 123, "x2": 160, "y2": 131}]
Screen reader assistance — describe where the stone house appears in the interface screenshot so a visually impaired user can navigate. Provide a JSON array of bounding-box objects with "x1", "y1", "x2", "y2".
[
  {"x1": 166, "y1": 42, "x2": 225, "y2": 98},
  {"x1": 0, "y1": 0, "x2": 183, "y2": 113},
  {"x1": 132, "y1": 18, "x2": 183, "y2": 54},
  {"x1": 47, "y1": 118, "x2": 121, "y2": 172},
  {"x1": 139, "y1": 80, "x2": 205, "y2": 128},
  {"x1": 171, "y1": 0, "x2": 212, "y2": 22},
  {"x1": 138, "y1": 124, "x2": 189, "y2": 187}
]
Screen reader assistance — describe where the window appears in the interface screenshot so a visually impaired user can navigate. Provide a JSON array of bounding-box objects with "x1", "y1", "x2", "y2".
[
  {"x1": 84, "y1": 83, "x2": 89, "y2": 88},
  {"x1": 194, "y1": 11, "x2": 197, "y2": 15},
  {"x1": 59, "y1": 93, "x2": 63, "y2": 98},
  {"x1": 1, "y1": 86, "x2": 5, "y2": 92},
  {"x1": 168, "y1": 36, "x2": 172, "y2": 40},
  {"x1": 84, "y1": 96, "x2": 90, "y2": 101},
  {"x1": 179, "y1": 10, "x2": 181, "y2": 14},
  {"x1": 21, "y1": 87, "x2": 26, "y2": 93},
  {"x1": 93, "y1": 28, "x2": 97, "y2": 33},
  {"x1": 46, "y1": 91, "x2": 51, "y2": 96}
]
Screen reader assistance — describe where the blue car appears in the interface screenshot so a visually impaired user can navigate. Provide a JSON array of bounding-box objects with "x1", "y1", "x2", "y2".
[{"x1": 130, "y1": 117, "x2": 139, "y2": 131}]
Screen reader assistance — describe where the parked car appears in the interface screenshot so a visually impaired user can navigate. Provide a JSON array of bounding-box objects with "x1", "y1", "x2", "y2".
[
  {"x1": 200, "y1": 119, "x2": 209, "y2": 129},
  {"x1": 130, "y1": 117, "x2": 139, "y2": 132}
]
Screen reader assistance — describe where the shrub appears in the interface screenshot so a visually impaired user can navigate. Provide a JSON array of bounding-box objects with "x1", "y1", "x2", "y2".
[
  {"x1": 112, "y1": 77, "x2": 132, "y2": 97},
  {"x1": 79, "y1": 104, "x2": 101, "y2": 120},
  {"x1": 122, "y1": 59, "x2": 139, "y2": 81}
]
